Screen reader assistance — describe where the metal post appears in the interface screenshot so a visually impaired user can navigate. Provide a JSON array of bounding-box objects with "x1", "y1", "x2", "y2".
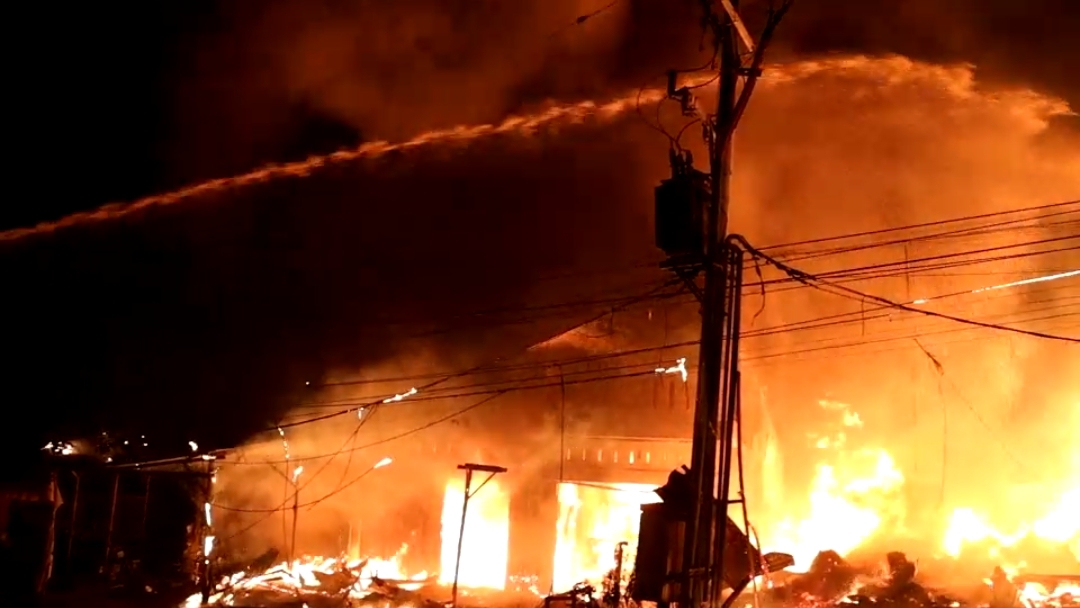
[
  {"x1": 451, "y1": 463, "x2": 508, "y2": 608},
  {"x1": 290, "y1": 489, "x2": 299, "y2": 563},
  {"x1": 451, "y1": 467, "x2": 473, "y2": 608},
  {"x1": 103, "y1": 474, "x2": 120, "y2": 569}
]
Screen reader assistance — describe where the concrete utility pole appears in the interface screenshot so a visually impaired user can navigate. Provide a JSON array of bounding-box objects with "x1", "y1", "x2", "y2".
[
  {"x1": 654, "y1": 2, "x2": 793, "y2": 606},
  {"x1": 684, "y1": 5, "x2": 741, "y2": 605}
]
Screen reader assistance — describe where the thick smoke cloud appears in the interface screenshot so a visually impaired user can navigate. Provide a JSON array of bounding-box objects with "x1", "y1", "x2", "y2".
[
  {"x1": 164, "y1": 0, "x2": 636, "y2": 183},
  {"x1": 162, "y1": 0, "x2": 1080, "y2": 187}
]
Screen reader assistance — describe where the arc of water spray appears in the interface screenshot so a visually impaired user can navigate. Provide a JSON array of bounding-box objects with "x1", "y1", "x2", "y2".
[
  {"x1": 2, "y1": 56, "x2": 1004, "y2": 244},
  {"x1": 0, "y1": 86, "x2": 687, "y2": 244}
]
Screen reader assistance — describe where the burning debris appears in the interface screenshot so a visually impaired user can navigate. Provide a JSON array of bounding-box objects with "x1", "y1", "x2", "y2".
[
  {"x1": 755, "y1": 551, "x2": 1078, "y2": 608},
  {"x1": 182, "y1": 549, "x2": 438, "y2": 608}
]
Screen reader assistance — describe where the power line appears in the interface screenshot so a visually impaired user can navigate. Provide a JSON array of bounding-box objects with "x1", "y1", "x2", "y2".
[
  {"x1": 292, "y1": 201, "x2": 1080, "y2": 337},
  {"x1": 214, "y1": 391, "x2": 510, "y2": 514},
  {"x1": 290, "y1": 275, "x2": 1078, "y2": 401},
  {"x1": 287, "y1": 302, "x2": 1077, "y2": 416},
  {"x1": 760, "y1": 236, "x2": 1078, "y2": 286},
  {"x1": 736, "y1": 235, "x2": 1080, "y2": 343},
  {"x1": 226, "y1": 368, "x2": 664, "y2": 466},
  {"x1": 773, "y1": 212, "x2": 1080, "y2": 265},
  {"x1": 214, "y1": 223, "x2": 1078, "y2": 478},
  {"x1": 239, "y1": 298, "x2": 1080, "y2": 461},
  {"x1": 248, "y1": 279, "x2": 681, "y2": 505},
  {"x1": 758, "y1": 199, "x2": 1080, "y2": 253},
  {"x1": 269, "y1": 280, "x2": 679, "y2": 433},
  {"x1": 221, "y1": 308, "x2": 1078, "y2": 476}
]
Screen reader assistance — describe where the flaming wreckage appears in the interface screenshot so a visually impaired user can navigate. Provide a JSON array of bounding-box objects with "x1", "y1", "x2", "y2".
[
  {"x1": 174, "y1": 468, "x2": 1077, "y2": 608},
  {"x1": 24, "y1": 434, "x2": 1077, "y2": 608}
]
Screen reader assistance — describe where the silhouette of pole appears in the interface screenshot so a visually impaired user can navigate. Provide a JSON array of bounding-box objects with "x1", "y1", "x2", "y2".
[{"x1": 451, "y1": 463, "x2": 507, "y2": 608}]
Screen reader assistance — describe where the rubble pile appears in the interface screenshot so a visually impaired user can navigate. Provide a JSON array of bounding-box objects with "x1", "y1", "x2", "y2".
[
  {"x1": 756, "y1": 551, "x2": 1078, "y2": 608},
  {"x1": 182, "y1": 555, "x2": 440, "y2": 608}
]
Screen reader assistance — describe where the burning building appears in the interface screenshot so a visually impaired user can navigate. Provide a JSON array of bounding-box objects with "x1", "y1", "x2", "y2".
[{"x1": 199, "y1": 300, "x2": 1078, "y2": 608}]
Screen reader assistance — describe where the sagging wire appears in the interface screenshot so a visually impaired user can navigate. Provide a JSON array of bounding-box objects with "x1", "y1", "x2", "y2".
[
  {"x1": 916, "y1": 343, "x2": 1039, "y2": 480},
  {"x1": 748, "y1": 256, "x2": 767, "y2": 327},
  {"x1": 733, "y1": 233, "x2": 1080, "y2": 343}
]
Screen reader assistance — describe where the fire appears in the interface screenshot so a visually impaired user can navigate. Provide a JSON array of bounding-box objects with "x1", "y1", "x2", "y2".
[
  {"x1": 944, "y1": 488, "x2": 1080, "y2": 562},
  {"x1": 553, "y1": 482, "x2": 661, "y2": 591},
  {"x1": 943, "y1": 393, "x2": 1079, "y2": 566},
  {"x1": 438, "y1": 476, "x2": 510, "y2": 590},
  {"x1": 762, "y1": 401, "x2": 906, "y2": 570},
  {"x1": 1017, "y1": 580, "x2": 1080, "y2": 608},
  {"x1": 181, "y1": 544, "x2": 429, "y2": 607}
]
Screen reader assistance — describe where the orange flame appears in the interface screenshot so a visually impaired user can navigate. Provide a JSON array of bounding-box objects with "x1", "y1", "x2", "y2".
[
  {"x1": 438, "y1": 476, "x2": 510, "y2": 590},
  {"x1": 553, "y1": 482, "x2": 661, "y2": 592}
]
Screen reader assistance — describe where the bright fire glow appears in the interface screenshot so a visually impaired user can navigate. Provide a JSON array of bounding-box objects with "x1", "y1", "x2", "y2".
[
  {"x1": 439, "y1": 476, "x2": 510, "y2": 590},
  {"x1": 553, "y1": 482, "x2": 661, "y2": 592},
  {"x1": 762, "y1": 400, "x2": 906, "y2": 570},
  {"x1": 944, "y1": 485, "x2": 1080, "y2": 562},
  {"x1": 943, "y1": 393, "x2": 1079, "y2": 565},
  {"x1": 655, "y1": 357, "x2": 689, "y2": 382},
  {"x1": 1017, "y1": 580, "x2": 1080, "y2": 608}
]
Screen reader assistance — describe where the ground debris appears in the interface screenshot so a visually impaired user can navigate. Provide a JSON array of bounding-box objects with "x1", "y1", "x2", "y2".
[{"x1": 761, "y1": 551, "x2": 962, "y2": 608}]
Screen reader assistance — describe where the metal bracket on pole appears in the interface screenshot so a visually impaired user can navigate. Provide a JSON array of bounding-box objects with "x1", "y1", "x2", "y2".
[{"x1": 451, "y1": 463, "x2": 508, "y2": 608}]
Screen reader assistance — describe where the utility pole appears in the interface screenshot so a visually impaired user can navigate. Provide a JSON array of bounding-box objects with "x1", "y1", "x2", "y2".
[
  {"x1": 450, "y1": 462, "x2": 508, "y2": 608},
  {"x1": 685, "y1": 4, "x2": 741, "y2": 606},
  {"x1": 289, "y1": 465, "x2": 303, "y2": 565},
  {"x1": 654, "y1": 2, "x2": 793, "y2": 607}
]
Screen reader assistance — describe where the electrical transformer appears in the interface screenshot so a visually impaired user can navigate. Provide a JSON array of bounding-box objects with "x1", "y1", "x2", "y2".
[{"x1": 654, "y1": 162, "x2": 710, "y2": 258}]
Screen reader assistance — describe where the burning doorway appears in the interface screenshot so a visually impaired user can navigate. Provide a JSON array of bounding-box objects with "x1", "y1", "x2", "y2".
[{"x1": 553, "y1": 481, "x2": 661, "y2": 591}]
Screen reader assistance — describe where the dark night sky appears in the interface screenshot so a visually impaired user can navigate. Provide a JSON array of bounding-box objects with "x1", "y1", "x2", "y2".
[{"x1": 2, "y1": 0, "x2": 1078, "y2": 458}]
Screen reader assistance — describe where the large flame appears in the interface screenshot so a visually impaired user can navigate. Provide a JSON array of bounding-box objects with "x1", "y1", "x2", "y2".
[
  {"x1": 761, "y1": 400, "x2": 907, "y2": 570},
  {"x1": 553, "y1": 482, "x2": 661, "y2": 592},
  {"x1": 438, "y1": 476, "x2": 510, "y2": 590},
  {"x1": 942, "y1": 391, "x2": 1079, "y2": 566}
]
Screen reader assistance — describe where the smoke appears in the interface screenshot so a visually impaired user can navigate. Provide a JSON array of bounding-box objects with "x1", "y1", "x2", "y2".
[
  {"x1": 208, "y1": 54, "x2": 1080, "y2": 568},
  {"x1": 160, "y1": 0, "x2": 1080, "y2": 189},
  {"x1": 164, "y1": 0, "x2": 636, "y2": 182}
]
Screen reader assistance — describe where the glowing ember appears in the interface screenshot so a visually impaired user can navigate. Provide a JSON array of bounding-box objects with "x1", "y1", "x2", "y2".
[
  {"x1": 438, "y1": 476, "x2": 509, "y2": 590},
  {"x1": 553, "y1": 482, "x2": 661, "y2": 592}
]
